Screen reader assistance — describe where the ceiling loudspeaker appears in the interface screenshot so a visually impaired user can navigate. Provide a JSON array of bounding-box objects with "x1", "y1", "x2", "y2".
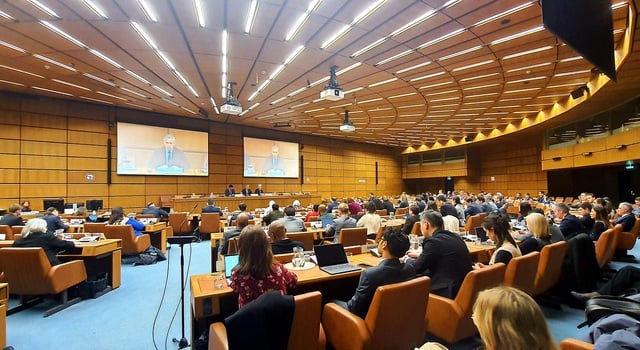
[{"x1": 570, "y1": 85, "x2": 590, "y2": 99}]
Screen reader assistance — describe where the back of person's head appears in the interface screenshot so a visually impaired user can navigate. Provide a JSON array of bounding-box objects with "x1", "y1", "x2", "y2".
[
  {"x1": 519, "y1": 201, "x2": 532, "y2": 215},
  {"x1": 238, "y1": 203, "x2": 247, "y2": 211},
  {"x1": 207, "y1": 198, "x2": 214, "y2": 206},
  {"x1": 366, "y1": 201, "x2": 376, "y2": 214},
  {"x1": 292, "y1": 200, "x2": 301, "y2": 207},
  {"x1": 426, "y1": 200, "x2": 437, "y2": 211},
  {"x1": 382, "y1": 228, "x2": 410, "y2": 258},
  {"x1": 331, "y1": 197, "x2": 337, "y2": 202},
  {"x1": 473, "y1": 286, "x2": 557, "y2": 350},
  {"x1": 237, "y1": 225, "x2": 273, "y2": 279},
  {"x1": 420, "y1": 210, "x2": 443, "y2": 230},
  {"x1": 453, "y1": 195, "x2": 462, "y2": 205},
  {"x1": 578, "y1": 202, "x2": 592, "y2": 211},
  {"x1": 338, "y1": 203, "x2": 349, "y2": 215},
  {"x1": 436, "y1": 194, "x2": 446, "y2": 202},
  {"x1": 529, "y1": 208, "x2": 544, "y2": 215},
  {"x1": 482, "y1": 213, "x2": 515, "y2": 247},
  {"x1": 271, "y1": 203, "x2": 280, "y2": 211},
  {"x1": 108, "y1": 206, "x2": 124, "y2": 224},
  {"x1": 554, "y1": 202, "x2": 570, "y2": 214},
  {"x1": 268, "y1": 221, "x2": 286, "y2": 241},
  {"x1": 439, "y1": 203, "x2": 457, "y2": 217},
  {"x1": 410, "y1": 205, "x2": 420, "y2": 216},
  {"x1": 312, "y1": 204, "x2": 319, "y2": 212},
  {"x1": 318, "y1": 204, "x2": 327, "y2": 215},
  {"x1": 228, "y1": 184, "x2": 234, "y2": 188},
  {"x1": 75, "y1": 206, "x2": 88, "y2": 216},
  {"x1": 45, "y1": 207, "x2": 58, "y2": 215},
  {"x1": 236, "y1": 213, "x2": 250, "y2": 228},
  {"x1": 146, "y1": 202, "x2": 154, "y2": 208},
  {"x1": 284, "y1": 206, "x2": 295, "y2": 217},
  {"x1": 21, "y1": 218, "x2": 47, "y2": 237},
  {"x1": 8, "y1": 204, "x2": 20, "y2": 214},
  {"x1": 525, "y1": 213, "x2": 550, "y2": 239}
]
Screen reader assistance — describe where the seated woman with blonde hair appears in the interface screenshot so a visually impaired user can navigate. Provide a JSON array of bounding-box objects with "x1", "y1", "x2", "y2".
[{"x1": 473, "y1": 286, "x2": 558, "y2": 350}]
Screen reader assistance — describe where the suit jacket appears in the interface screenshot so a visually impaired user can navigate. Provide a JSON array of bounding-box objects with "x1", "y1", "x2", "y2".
[
  {"x1": 328, "y1": 215, "x2": 357, "y2": 242},
  {"x1": 263, "y1": 210, "x2": 284, "y2": 226},
  {"x1": 464, "y1": 204, "x2": 482, "y2": 218},
  {"x1": 347, "y1": 258, "x2": 416, "y2": 318},
  {"x1": 201, "y1": 205, "x2": 223, "y2": 214},
  {"x1": 13, "y1": 232, "x2": 75, "y2": 265},
  {"x1": 41, "y1": 214, "x2": 69, "y2": 234},
  {"x1": 615, "y1": 213, "x2": 636, "y2": 232},
  {"x1": 559, "y1": 214, "x2": 586, "y2": 240},
  {"x1": 0, "y1": 214, "x2": 23, "y2": 227},
  {"x1": 142, "y1": 206, "x2": 169, "y2": 218},
  {"x1": 409, "y1": 229, "x2": 472, "y2": 298},
  {"x1": 241, "y1": 188, "x2": 252, "y2": 196},
  {"x1": 254, "y1": 188, "x2": 264, "y2": 195},
  {"x1": 220, "y1": 227, "x2": 242, "y2": 254},
  {"x1": 224, "y1": 188, "x2": 236, "y2": 197},
  {"x1": 579, "y1": 214, "x2": 595, "y2": 233},
  {"x1": 401, "y1": 215, "x2": 420, "y2": 235},
  {"x1": 277, "y1": 217, "x2": 306, "y2": 233},
  {"x1": 148, "y1": 147, "x2": 190, "y2": 170},
  {"x1": 271, "y1": 239, "x2": 305, "y2": 255},
  {"x1": 382, "y1": 201, "x2": 395, "y2": 214}
]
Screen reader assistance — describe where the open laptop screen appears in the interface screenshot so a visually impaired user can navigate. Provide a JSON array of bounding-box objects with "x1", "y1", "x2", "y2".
[
  {"x1": 474, "y1": 227, "x2": 488, "y2": 242},
  {"x1": 224, "y1": 254, "x2": 239, "y2": 278},
  {"x1": 313, "y1": 243, "x2": 348, "y2": 267},
  {"x1": 321, "y1": 217, "x2": 334, "y2": 228}
]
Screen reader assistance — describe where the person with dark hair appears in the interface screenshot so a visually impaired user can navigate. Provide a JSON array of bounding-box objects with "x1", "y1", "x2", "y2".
[
  {"x1": 589, "y1": 204, "x2": 612, "y2": 241},
  {"x1": 241, "y1": 184, "x2": 252, "y2": 196},
  {"x1": 416, "y1": 195, "x2": 426, "y2": 213},
  {"x1": 0, "y1": 204, "x2": 23, "y2": 227},
  {"x1": 464, "y1": 196, "x2": 482, "y2": 218},
  {"x1": 225, "y1": 184, "x2": 236, "y2": 197},
  {"x1": 517, "y1": 201, "x2": 532, "y2": 222},
  {"x1": 202, "y1": 198, "x2": 223, "y2": 214},
  {"x1": 357, "y1": 201, "x2": 382, "y2": 239},
  {"x1": 304, "y1": 204, "x2": 320, "y2": 222},
  {"x1": 453, "y1": 195, "x2": 466, "y2": 226},
  {"x1": 571, "y1": 265, "x2": 640, "y2": 302},
  {"x1": 13, "y1": 218, "x2": 75, "y2": 266},
  {"x1": 108, "y1": 206, "x2": 146, "y2": 237},
  {"x1": 426, "y1": 200, "x2": 437, "y2": 212},
  {"x1": 381, "y1": 196, "x2": 395, "y2": 214},
  {"x1": 369, "y1": 193, "x2": 384, "y2": 211},
  {"x1": 227, "y1": 202, "x2": 254, "y2": 225},
  {"x1": 553, "y1": 202, "x2": 585, "y2": 240},
  {"x1": 220, "y1": 213, "x2": 250, "y2": 255},
  {"x1": 474, "y1": 214, "x2": 521, "y2": 269},
  {"x1": 577, "y1": 202, "x2": 594, "y2": 233},
  {"x1": 276, "y1": 206, "x2": 305, "y2": 233},
  {"x1": 262, "y1": 203, "x2": 284, "y2": 226},
  {"x1": 335, "y1": 228, "x2": 415, "y2": 318},
  {"x1": 41, "y1": 207, "x2": 69, "y2": 234},
  {"x1": 405, "y1": 210, "x2": 472, "y2": 298},
  {"x1": 142, "y1": 201, "x2": 169, "y2": 218},
  {"x1": 327, "y1": 197, "x2": 340, "y2": 213},
  {"x1": 20, "y1": 200, "x2": 32, "y2": 212},
  {"x1": 401, "y1": 205, "x2": 421, "y2": 235},
  {"x1": 269, "y1": 221, "x2": 305, "y2": 254},
  {"x1": 230, "y1": 225, "x2": 297, "y2": 308}
]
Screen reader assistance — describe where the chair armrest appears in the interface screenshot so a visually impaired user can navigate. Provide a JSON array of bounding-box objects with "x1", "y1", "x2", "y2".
[
  {"x1": 425, "y1": 294, "x2": 464, "y2": 341},
  {"x1": 322, "y1": 303, "x2": 371, "y2": 350},
  {"x1": 318, "y1": 324, "x2": 326, "y2": 350},
  {"x1": 48, "y1": 260, "x2": 88, "y2": 293},
  {"x1": 208, "y1": 322, "x2": 229, "y2": 350},
  {"x1": 559, "y1": 338, "x2": 594, "y2": 350}
]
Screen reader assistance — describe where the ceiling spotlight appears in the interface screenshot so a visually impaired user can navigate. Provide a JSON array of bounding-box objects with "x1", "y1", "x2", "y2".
[{"x1": 570, "y1": 85, "x2": 590, "y2": 99}]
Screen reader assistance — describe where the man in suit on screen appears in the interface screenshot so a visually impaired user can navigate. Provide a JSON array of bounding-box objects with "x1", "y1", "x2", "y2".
[{"x1": 148, "y1": 133, "x2": 190, "y2": 172}]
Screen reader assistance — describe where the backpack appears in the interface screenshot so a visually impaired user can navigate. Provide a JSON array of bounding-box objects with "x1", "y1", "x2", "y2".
[
  {"x1": 132, "y1": 246, "x2": 166, "y2": 266},
  {"x1": 579, "y1": 295, "x2": 640, "y2": 328}
]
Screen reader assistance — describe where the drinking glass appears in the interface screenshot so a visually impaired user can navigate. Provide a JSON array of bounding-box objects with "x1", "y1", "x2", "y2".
[{"x1": 292, "y1": 246, "x2": 305, "y2": 268}]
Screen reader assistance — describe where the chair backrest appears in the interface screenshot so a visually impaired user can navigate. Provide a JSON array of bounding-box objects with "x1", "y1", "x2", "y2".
[
  {"x1": 0, "y1": 248, "x2": 56, "y2": 294},
  {"x1": 287, "y1": 291, "x2": 323, "y2": 350},
  {"x1": 0, "y1": 225, "x2": 16, "y2": 240},
  {"x1": 464, "y1": 213, "x2": 486, "y2": 233},
  {"x1": 595, "y1": 227, "x2": 617, "y2": 268},
  {"x1": 455, "y1": 263, "x2": 506, "y2": 315},
  {"x1": 533, "y1": 241, "x2": 568, "y2": 295},
  {"x1": 160, "y1": 195, "x2": 172, "y2": 208},
  {"x1": 199, "y1": 213, "x2": 221, "y2": 234},
  {"x1": 136, "y1": 214, "x2": 155, "y2": 219},
  {"x1": 339, "y1": 227, "x2": 368, "y2": 246},
  {"x1": 227, "y1": 237, "x2": 239, "y2": 254},
  {"x1": 375, "y1": 209, "x2": 387, "y2": 216},
  {"x1": 84, "y1": 222, "x2": 106, "y2": 233},
  {"x1": 286, "y1": 231, "x2": 314, "y2": 251},
  {"x1": 274, "y1": 253, "x2": 295, "y2": 264},
  {"x1": 630, "y1": 218, "x2": 640, "y2": 237},
  {"x1": 618, "y1": 218, "x2": 640, "y2": 251},
  {"x1": 410, "y1": 221, "x2": 421, "y2": 235},
  {"x1": 169, "y1": 212, "x2": 190, "y2": 234},
  {"x1": 366, "y1": 277, "x2": 431, "y2": 350},
  {"x1": 504, "y1": 251, "x2": 540, "y2": 295},
  {"x1": 104, "y1": 225, "x2": 150, "y2": 255},
  {"x1": 564, "y1": 196, "x2": 574, "y2": 204},
  {"x1": 394, "y1": 207, "x2": 408, "y2": 217},
  {"x1": 307, "y1": 215, "x2": 318, "y2": 223}
]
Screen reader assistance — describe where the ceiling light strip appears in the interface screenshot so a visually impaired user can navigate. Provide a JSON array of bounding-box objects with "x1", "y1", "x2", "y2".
[
  {"x1": 452, "y1": 59, "x2": 494, "y2": 72},
  {"x1": 194, "y1": 0, "x2": 205, "y2": 27},
  {"x1": 490, "y1": 26, "x2": 544, "y2": 45},
  {"x1": 41, "y1": 21, "x2": 89, "y2": 48},
  {"x1": 81, "y1": 96, "x2": 113, "y2": 104},
  {"x1": 245, "y1": 0, "x2": 258, "y2": 33},
  {"x1": 120, "y1": 86, "x2": 147, "y2": 98},
  {"x1": 52, "y1": 79, "x2": 91, "y2": 90},
  {"x1": 322, "y1": 0, "x2": 387, "y2": 49},
  {"x1": 89, "y1": 49, "x2": 123, "y2": 69},
  {"x1": 502, "y1": 46, "x2": 553, "y2": 60},
  {"x1": 395, "y1": 61, "x2": 430, "y2": 74},
  {"x1": 32, "y1": 86, "x2": 72, "y2": 96},
  {"x1": 368, "y1": 77, "x2": 397, "y2": 87},
  {"x1": 0, "y1": 64, "x2": 44, "y2": 78},
  {"x1": 137, "y1": 0, "x2": 158, "y2": 22},
  {"x1": 96, "y1": 91, "x2": 128, "y2": 101},
  {"x1": 33, "y1": 54, "x2": 77, "y2": 71},
  {"x1": 0, "y1": 40, "x2": 25, "y2": 52},
  {"x1": 83, "y1": 73, "x2": 116, "y2": 86},
  {"x1": 0, "y1": 10, "x2": 15, "y2": 21},
  {"x1": 285, "y1": 0, "x2": 322, "y2": 41},
  {"x1": 221, "y1": 29, "x2": 228, "y2": 98},
  {"x1": 82, "y1": 0, "x2": 108, "y2": 19},
  {"x1": 473, "y1": 1, "x2": 534, "y2": 27},
  {"x1": 0, "y1": 79, "x2": 23, "y2": 86},
  {"x1": 27, "y1": 0, "x2": 60, "y2": 18}
]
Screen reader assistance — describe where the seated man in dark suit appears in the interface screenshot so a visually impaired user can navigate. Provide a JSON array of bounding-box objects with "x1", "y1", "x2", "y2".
[
  {"x1": 41, "y1": 207, "x2": 69, "y2": 234},
  {"x1": 577, "y1": 202, "x2": 594, "y2": 233},
  {"x1": 202, "y1": 198, "x2": 223, "y2": 214},
  {"x1": 254, "y1": 184, "x2": 264, "y2": 195},
  {"x1": 401, "y1": 205, "x2": 421, "y2": 236},
  {"x1": 241, "y1": 185, "x2": 252, "y2": 196},
  {"x1": 463, "y1": 196, "x2": 482, "y2": 218},
  {"x1": 225, "y1": 184, "x2": 236, "y2": 197},
  {"x1": 227, "y1": 203, "x2": 254, "y2": 225},
  {"x1": 269, "y1": 221, "x2": 304, "y2": 255},
  {"x1": 381, "y1": 196, "x2": 395, "y2": 214},
  {"x1": 554, "y1": 203, "x2": 585, "y2": 240},
  {"x1": 262, "y1": 203, "x2": 284, "y2": 226},
  {"x1": 142, "y1": 202, "x2": 169, "y2": 219},
  {"x1": 335, "y1": 228, "x2": 415, "y2": 318},
  {"x1": 614, "y1": 202, "x2": 636, "y2": 232},
  {"x1": 405, "y1": 210, "x2": 472, "y2": 299},
  {"x1": 220, "y1": 213, "x2": 249, "y2": 255},
  {"x1": 326, "y1": 203, "x2": 357, "y2": 242},
  {"x1": 0, "y1": 204, "x2": 23, "y2": 227}
]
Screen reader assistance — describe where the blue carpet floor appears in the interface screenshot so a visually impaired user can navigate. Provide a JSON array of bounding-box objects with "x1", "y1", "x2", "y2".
[{"x1": 6, "y1": 240, "x2": 640, "y2": 349}]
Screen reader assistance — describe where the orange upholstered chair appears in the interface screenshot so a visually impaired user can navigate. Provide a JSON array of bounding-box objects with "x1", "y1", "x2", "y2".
[
  {"x1": 504, "y1": 251, "x2": 540, "y2": 295},
  {"x1": 394, "y1": 207, "x2": 408, "y2": 217},
  {"x1": 83, "y1": 222, "x2": 106, "y2": 233},
  {"x1": 464, "y1": 213, "x2": 486, "y2": 233},
  {"x1": 322, "y1": 277, "x2": 430, "y2": 350},
  {"x1": 286, "y1": 231, "x2": 314, "y2": 251},
  {"x1": 375, "y1": 209, "x2": 387, "y2": 216},
  {"x1": 426, "y1": 263, "x2": 506, "y2": 343},
  {"x1": 338, "y1": 227, "x2": 369, "y2": 247},
  {"x1": 532, "y1": 241, "x2": 567, "y2": 296},
  {"x1": 169, "y1": 212, "x2": 191, "y2": 235},
  {"x1": 0, "y1": 225, "x2": 16, "y2": 240},
  {"x1": 209, "y1": 291, "x2": 325, "y2": 350},
  {"x1": 559, "y1": 338, "x2": 594, "y2": 350},
  {"x1": 0, "y1": 247, "x2": 87, "y2": 317},
  {"x1": 199, "y1": 213, "x2": 221, "y2": 240},
  {"x1": 103, "y1": 225, "x2": 151, "y2": 255},
  {"x1": 595, "y1": 225, "x2": 621, "y2": 268},
  {"x1": 410, "y1": 221, "x2": 421, "y2": 235},
  {"x1": 616, "y1": 217, "x2": 640, "y2": 252}
]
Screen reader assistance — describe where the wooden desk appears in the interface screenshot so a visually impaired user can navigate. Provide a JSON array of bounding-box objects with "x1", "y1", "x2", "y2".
[
  {"x1": 172, "y1": 194, "x2": 321, "y2": 212},
  {"x1": 0, "y1": 283, "x2": 6, "y2": 348},
  {"x1": 466, "y1": 242, "x2": 496, "y2": 263},
  {"x1": 143, "y1": 222, "x2": 167, "y2": 253},
  {"x1": 58, "y1": 239, "x2": 123, "y2": 290},
  {"x1": 66, "y1": 224, "x2": 84, "y2": 233}
]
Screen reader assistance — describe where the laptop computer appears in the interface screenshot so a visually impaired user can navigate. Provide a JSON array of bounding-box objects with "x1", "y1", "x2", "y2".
[
  {"x1": 321, "y1": 217, "x2": 334, "y2": 228},
  {"x1": 224, "y1": 254, "x2": 239, "y2": 284},
  {"x1": 313, "y1": 243, "x2": 361, "y2": 275},
  {"x1": 475, "y1": 226, "x2": 489, "y2": 243}
]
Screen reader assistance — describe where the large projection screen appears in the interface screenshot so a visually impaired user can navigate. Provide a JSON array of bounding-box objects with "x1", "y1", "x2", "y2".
[
  {"x1": 243, "y1": 137, "x2": 299, "y2": 178},
  {"x1": 117, "y1": 122, "x2": 208, "y2": 176}
]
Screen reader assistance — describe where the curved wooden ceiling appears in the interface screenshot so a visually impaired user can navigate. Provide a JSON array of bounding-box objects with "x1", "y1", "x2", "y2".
[{"x1": 0, "y1": 0, "x2": 634, "y2": 148}]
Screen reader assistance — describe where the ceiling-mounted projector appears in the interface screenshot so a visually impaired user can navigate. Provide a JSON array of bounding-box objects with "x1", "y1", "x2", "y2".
[
  {"x1": 221, "y1": 82, "x2": 242, "y2": 115},
  {"x1": 339, "y1": 110, "x2": 355, "y2": 132},
  {"x1": 321, "y1": 65, "x2": 344, "y2": 101}
]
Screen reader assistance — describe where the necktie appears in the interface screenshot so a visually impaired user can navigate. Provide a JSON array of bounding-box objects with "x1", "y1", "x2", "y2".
[{"x1": 167, "y1": 151, "x2": 173, "y2": 166}]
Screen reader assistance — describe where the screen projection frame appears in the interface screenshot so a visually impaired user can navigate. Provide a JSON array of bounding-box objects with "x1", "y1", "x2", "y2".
[
  {"x1": 243, "y1": 137, "x2": 299, "y2": 178},
  {"x1": 116, "y1": 122, "x2": 209, "y2": 176}
]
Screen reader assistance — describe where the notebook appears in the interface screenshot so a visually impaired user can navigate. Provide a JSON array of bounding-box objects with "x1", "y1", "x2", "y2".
[
  {"x1": 313, "y1": 243, "x2": 361, "y2": 275},
  {"x1": 224, "y1": 254, "x2": 239, "y2": 284}
]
